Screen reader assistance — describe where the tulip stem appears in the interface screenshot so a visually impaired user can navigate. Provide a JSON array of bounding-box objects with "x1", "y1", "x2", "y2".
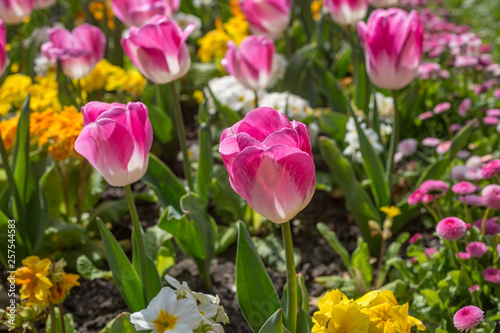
[
  {"x1": 282, "y1": 221, "x2": 297, "y2": 333},
  {"x1": 124, "y1": 184, "x2": 149, "y2": 297},
  {"x1": 386, "y1": 89, "x2": 401, "y2": 181},
  {"x1": 169, "y1": 83, "x2": 194, "y2": 191},
  {"x1": 254, "y1": 90, "x2": 259, "y2": 108}
]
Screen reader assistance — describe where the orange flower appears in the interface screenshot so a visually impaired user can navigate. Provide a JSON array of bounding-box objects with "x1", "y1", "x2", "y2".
[
  {"x1": 15, "y1": 256, "x2": 53, "y2": 304},
  {"x1": 49, "y1": 272, "x2": 80, "y2": 304}
]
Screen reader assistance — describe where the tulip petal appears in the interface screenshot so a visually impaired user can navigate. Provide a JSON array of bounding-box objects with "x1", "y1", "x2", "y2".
[
  {"x1": 220, "y1": 132, "x2": 265, "y2": 177},
  {"x1": 75, "y1": 119, "x2": 135, "y2": 187},
  {"x1": 231, "y1": 145, "x2": 315, "y2": 223},
  {"x1": 228, "y1": 107, "x2": 291, "y2": 142},
  {"x1": 82, "y1": 102, "x2": 125, "y2": 126}
]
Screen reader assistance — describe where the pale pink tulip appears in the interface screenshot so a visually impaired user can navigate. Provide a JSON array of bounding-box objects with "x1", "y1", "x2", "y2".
[
  {"x1": 0, "y1": 0, "x2": 34, "y2": 25},
  {"x1": 122, "y1": 16, "x2": 194, "y2": 84},
  {"x1": 239, "y1": 0, "x2": 292, "y2": 39},
  {"x1": 0, "y1": 20, "x2": 6, "y2": 76},
  {"x1": 75, "y1": 102, "x2": 153, "y2": 187},
  {"x1": 358, "y1": 9, "x2": 423, "y2": 90},
  {"x1": 34, "y1": 0, "x2": 55, "y2": 9},
  {"x1": 324, "y1": 0, "x2": 370, "y2": 26},
  {"x1": 222, "y1": 35, "x2": 275, "y2": 91},
  {"x1": 219, "y1": 107, "x2": 316, "y2": 223},
  {"x1": 112, "y1": 0, "x2": 179, "y2": 27},
  {"x1": 41, "y1": 24, "x2": 106, "y2": 79}
]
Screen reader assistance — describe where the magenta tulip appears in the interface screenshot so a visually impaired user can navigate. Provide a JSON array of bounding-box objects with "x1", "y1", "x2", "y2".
[
  {"x1": 0, "y1": 20, "x2": 6, "y2": 76},
  {"x1": 112, "y1": 0, "x2": 179, "y2": 27},
  {"x1": 222, "y1": 35, "x2": 275, "y2": 91},
  {"x1": 324, "y1": 0, "x2": 370, "y2": 26},
  {"x1": 358, "y1": 9, "x2": 423, "y2": 90},
  {"x1": 41, "y1": 24, "x2": 106, "y2": 79},
  {"x1": 75, "y1": 102, "x2": 153, "y2": 187},
  {"x1": 0, "y1": 0, "x2": 34, "y2": 25},
  {"x1": 219, "y1": 107, "x2": 316, "y2": 224},
  {"x1": 121, "y1": 16, "x2": 194, "y2": 84},
  {"x1": 239, "y1": 0, "x2": 292, "y2": 39}
]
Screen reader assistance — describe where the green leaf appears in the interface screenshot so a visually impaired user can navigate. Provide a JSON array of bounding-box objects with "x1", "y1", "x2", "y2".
[
  {"x1": 46, "y1": 306, "x2": 78, "y2": 333},
  {"x1": 132, "y1": 229, "x2": 162, "y2": 302},
  {"x1": 314, "y1": 275, "x2": 359, "y2": 299},
  {"x1": 420, "y1": 289, "x2": 444, "y2": 309},
  {"x1": 236, "y1": 222, "x2": 281, "y2": 332},
  {"x1": 318, "y1": 137, "x2": 381, "y2": 252},
  {"x1": 313, "y1": 60, "x2": 347, "y2": 113},
  {"x1": 317, "y1": 112, "x2": 348, "y2": 142},
  {"x1": 149, "y1": 104, "x2": 173, "y2": 144},
  {"x1": 351, "y1": 114, "x2": 390, "y2": 207},
  {"x1": 103, "y1": 313, "x2": 139, "y2": 333},
  {"x1": 215, "y1": 224, "x2": 238, "y2": 255},
  {"x1": 253, "y1": 234, "x2": 302, "y2": 273},
  {"x1": 97, "y1": 218, "x2": 146, "y2": 312},
  {"x1": 196, "y1": 122, "x2": 213, "y2": 207},
  {"x1": 282, "y1": 44, "x2": 318, "y2": 104},
  {"x1": 317, "y1": 223, "x2": 354, "y2": 276},
  {"x1": 206, "y1": 86, "x2": 242, "y2": 125},
  {"x1": 259, "y1": 309, "x2": 288, "y2": 333},
  {"x1": 88, "y1": 199, "x2": 129, "y2": 225},
  {"x1": 352, "y1": 238, "x2": 373, "y2": 290},
  {"x1": 352, "y1": 48, "x2": 370, "y2": 112},
  {"x1": 142, "y1": 154, "x2": 186, "y2": 215},
  {"x1": 297, "y1": 308, "x2": 313, "y2": 333},
  {"x1": 76, "y1": 255, "x2": 112, "y2": 281},
  {"x1": 379, "y1": 279, "x2": 408, "y2": 298}
]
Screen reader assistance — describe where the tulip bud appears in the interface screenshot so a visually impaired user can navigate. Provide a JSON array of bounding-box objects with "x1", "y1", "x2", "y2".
[
  {"x1": 112, "y1": 0, "x2": 180, "y2": 27},
  {"x1": 324, "y1": 0, "x2": 370, "y2": 26},
  {"x1": 239, "y1": 0, "x2": 292, "y2": 39},
  {"x1": 0, "y1": 0, "x2": 34, "y2": 25},
  {"x1": 75, "y1": 102, "x2": 153, "y2": 187},
  {"x1": 358, "y1": 9, "x2": 423, "y2": 90},
  {"x1": 219, "y1": 107, "x2": 316, "y2": 223},
  {"x1": 0, "y1": 20, "x2": 6, "y2": 77},
  {"x1": 222, "y1": 35, "x2": 275, "y2": 91},
  {"x1": 41, "y1": 24, "x2": 106, "y2": 79},
  {"x1": 122, "y1": 16, "x2": 194, "y2": 84}
]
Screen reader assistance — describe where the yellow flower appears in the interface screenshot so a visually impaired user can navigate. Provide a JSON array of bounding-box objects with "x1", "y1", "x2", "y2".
[
  {"x1": 49, "y1": 272, "x2": 80, "y2": 304},
  {"x1": 0, "y1": 115, "x2": 20, "y2": 150},
  {"x1": 193, "y1": 90, "x2": 204, "y2": 104},
  {"x1": 15, "y1": 256, "x2": 53, "y2": 304},
  {"x1": 313, "y1": 301, "x2": 370, "y2": 333},
  {"x1": 224, "y1": 16, "x2": 250, "y2": 45},
  {"x1": 380, "y1": 206, "x2": 401, "y2": 219},
  {"x1": 311, "y1": 0, "x2": 323, "y2": 20},
  {"x1": 123, "y1": 69, "x2": 147, "y2": 97}
]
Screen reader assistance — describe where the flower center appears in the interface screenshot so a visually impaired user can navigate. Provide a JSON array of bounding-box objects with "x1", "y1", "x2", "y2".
[{"x1": 152, "y1": 310, "x2": 178, "y2": 333}]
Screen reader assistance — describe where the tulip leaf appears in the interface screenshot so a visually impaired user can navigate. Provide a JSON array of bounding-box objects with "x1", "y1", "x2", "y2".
[
  {"x1": 351, "y1": 47, "x2": 370, "y2": 113},
  {"x1": 351, "y1": 113, "x2": 391, "y2": 208},
  {"x1": 318, "y1": 137, "x2": 381, "y2": 253},
  {"x1": 196, "y1": 121, "x2": 213, "y2": 207},
  {"x1": 317, "y1": 111, "x2": 348, "y2": 142},
  {"x1": 236, "y1": 222, "x2": 281, "y2": 332},
  {"x1": 352, "y1": 238, "x2": 373, "y2": 290},
  {"x1": 97, "y1": 218, "x2": 146, "y2": 312},
  {"x1": 142, "y1": 153, "x2": 186, "y2": 215},
  {"x1": 46, "y1": 306, "x2": 78, "y2": 333},
  {"x1": 313, "y1": 60, "x2": 347, "y2": 114},
  {"x1": 259, "y1": 309, "x2": 289, "y2": 333},
  {"x1": 206, "y1": 86, "x2": 242, "y2": 125},
  {"x1": 149, "y1": 104, "x2": 173, "y2": 144},
  {"x1": 317, "y1": 223, "x2": 354, "y2": 277},
  {"x1": 132, "y1": 229, "x2": 162, "y2": 302}
]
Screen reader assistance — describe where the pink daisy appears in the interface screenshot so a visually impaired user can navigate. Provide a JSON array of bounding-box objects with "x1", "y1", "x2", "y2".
[
  {"x1": 452, "y1": 181, "x2": 476, "y2": 195},
  {"x1": 422, "y1": 137, "x2": 441, "y2": 147},
  {"x1": 436, "y1": 141, "x2": 452, "y2": 154},
  {"x1": 459, "y1": 195, "x2": 486, "y2": 207},
  {"x1": 456, "y1": 252, "x2": 470, "y2": 260},
  {"x1": 473, "y1": 217, "x2": 500, "y2": 235},
  {"x1": 481, "y1": 159, "x2": 500, "y2": 179},
  {"x1": 436, "y1": 217, "x2": 467, "y2": 241},
  {"x1": 466, "y1": 242, "x2": 488, "y2": 258},
  {"x1": 419, "y1": 111, "x2": 434, "y2": 121},
  {"x1": 483, "y1": 267, "x2": 500, "y2": 283},
  {"x1": 420, "y1": 180, "x2": 449, "y2": 197},
  {"x1": 483, "y1": 116, "x2": 499, "y2": 126},
  {"x1": 468, "y1": 285, "x2": 479, "y2": 293},
  {"x1": 434, "y1": 102, "x2": 452, "y2": 114},
  {"x1": 409, "y1": 233, "x2": 422, "y2": 244},
  {"x1": 453, "y1": 306, "x2": 484, "y2": 332},
  {"x1": 482, "y1": 185, "x2": 500, "y2": 210},
  {"x1": 408, "y1": 189, "x2": 425, "y2": 206}
]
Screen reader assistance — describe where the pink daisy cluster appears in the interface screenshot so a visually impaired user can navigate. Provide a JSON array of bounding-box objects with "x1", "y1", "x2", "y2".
[
  {"x1": 408, "y1": 180, "x2": 448, "y2": 206},
  {"x1": 453, "y1": 306, "x2": 484, "y2": 332}
]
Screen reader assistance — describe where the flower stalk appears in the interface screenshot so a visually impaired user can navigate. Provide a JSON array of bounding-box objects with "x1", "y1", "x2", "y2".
[
  {"x1": 386, "y1": 89, "x2": 401, "y2": 180},
  {"x1": 282, "y1": 221, "x2": 297, "y2": 333}
]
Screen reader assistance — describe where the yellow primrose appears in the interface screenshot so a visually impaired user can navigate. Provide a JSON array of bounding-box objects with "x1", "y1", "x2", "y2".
[
  {"x1": 15, "y1": 256, "x2": 53, "y2": 304},
  {"x1": 49, "y1": 272, "x2": 80, "y2": 304},
  {"x1": 380, "y1": 206, "x2": 401, "y2": 219},
  {"x1": 313, "y1": 301, "x2": 370, "y2": 333}
]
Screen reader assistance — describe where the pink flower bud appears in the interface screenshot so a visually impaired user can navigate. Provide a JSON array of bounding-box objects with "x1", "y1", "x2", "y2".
[
  {"x1": 456, "y1": 252, "x2": 470, "y2": 260},
  {"x1": 422, "y1": 137, "x2": 441, "y2": 147},
  {"x1": 436, "y1": 141, "x2": 452, "y2": 154},
  {"x1": 418, "y1": 111, "x2": 434, "y2": 121},
  {"x1": 41, "y1": 24, "x2": 106, "y2": 79},
  {"x1": 239, "y1": 0, "x2": 292, "y2": 39},
  {"x1": 468, "y1": 285, "x2": 479, "y2": 293},
  {"x1": 222, "y1": 35, "x2": 275, "y2": 91},
  {"x1": 0, "y1": 20, "x2": 5, "y2": 77},
  {"x1": 121, "y1": 16, "x2": 194, "y2": 84},
  {"x1": 75, "y1": 102, "x2": 153, "y2": 187},
  {"x1": 436, "y1": 217, "x2": 466, "y2": 241},
  {"x1": 434, "y1": 102, "x2": 451, "y2": 114},
  {"x1": 358, "y1": 9, "x2": 423, "y2": 90},
  {"x1": 0, "y1": 0, "x2": 34, "y2": 25},
  {"x1": 112, "y1": 0, "x2": 179, "y2": 27},
  {"x1": 219, "y1": 107, "x2": 316, "y2": 223},
  {"x1": 409, "y1": 233, "x2": 422, "y2": 244}
]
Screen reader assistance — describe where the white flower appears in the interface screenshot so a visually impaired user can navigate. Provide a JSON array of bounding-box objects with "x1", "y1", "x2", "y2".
[
  {"x1": 174, "y1": 13, "x2": 202, "y2": 38},
  {"x1": 177, "y1": 144, "x2": 200, "y2": 163},
  {"x1": 343, "y1": 117, "x2": 384, "y2": 163},
  {"x1": 370, "y1": 92, "x2": 395, "y2": 123},
  {"x1": 380, "y1": 123, "x2": 393, "y2": 137},
  {"x1": 130, "y1": 287, "x2": 201, "y2": 333},
  {"x1": 204, "y1": 76, "x2": 254, "y2": 115},
  {"x1": 205, "y1": 324, "x2": 225, "y2": 333},
  {"x1": 266, "y1": 53, "x2": 288, "y2": 88},
  {"x1": 250, "y1": 92, "x2": 313, "y2": 120},
  {"x1": 34, "y1": 55, "x2": 52, "y2": 77}
]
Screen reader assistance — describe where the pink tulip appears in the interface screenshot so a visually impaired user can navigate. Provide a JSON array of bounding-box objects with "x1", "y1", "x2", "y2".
[
  {"x1": 358, "y1": 9, "x2": 423, "y2": 90},
  {"x1": 324, "y1": 0, "x2": 370, "y2": 26},
  {"x1": 41, "y1": 24, "x2": 106, "y2": 79},
  {"x1": 0, "y1": 0, "x2": 34, "y2": 25},
  {"x1": 122, "y1": 16, "x2": 194, "y2": 84},
  {"x1": 34, "y1": 0, "x2": 55, "y2": 9},
  {"x1": 239, "y1": 0, "x2": 292, "y2": 39},
  {"x1": 0, "y1": 20, "x2": 6, "y2": 77},
  {"x1": 112, "y1": 0, "x2": 179, "y2": 27},
  {"x1": 222, "y1": 35, "x2": 275, "y2": 91},
  {"x1": 219, "y1": 107, "x2": 316, "y2": 223},
  {"x1": 371, "y1": 0, "x2": 398, "y2": 8},
  {"x1": 75, "y1": 102, "x2": 153, "y2": 187}
]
